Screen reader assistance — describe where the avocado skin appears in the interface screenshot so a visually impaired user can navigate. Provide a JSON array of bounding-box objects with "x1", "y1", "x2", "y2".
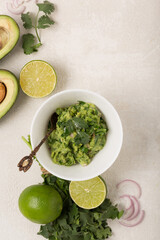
[
  {"x1": 0, "y1": 15, "x2": 20, "y2": 60},
  {"x1": 0, "y1": 69, "x2": 19, "y2": 119}
]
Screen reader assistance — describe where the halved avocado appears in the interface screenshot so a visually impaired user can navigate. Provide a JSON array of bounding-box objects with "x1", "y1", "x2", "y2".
[
  {"x1": 0, "y1": 15, "x2": 20, "y2": 60},
  {"x1": 0, "y1": 70, "x2": 18, "y2": 119}
]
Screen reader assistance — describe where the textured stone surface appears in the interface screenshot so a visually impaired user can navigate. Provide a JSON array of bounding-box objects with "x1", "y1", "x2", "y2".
[{"x1": 0, "y1": 0, "x2": 160, "y2": 239}]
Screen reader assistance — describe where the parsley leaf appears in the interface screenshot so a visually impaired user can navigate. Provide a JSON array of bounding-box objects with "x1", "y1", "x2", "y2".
[
  {"x1": 22, "y1": 34, "x2": 38, "y2": 55},
  {"x1": 38, "y1": 15, "x2": 54, "y2": 29},
  {"x1": 37, "y1": 0, "x2": 55, "y2": 15},
  {"x1": 21, "y1": 12, "x2": 32, "y2": 29}
]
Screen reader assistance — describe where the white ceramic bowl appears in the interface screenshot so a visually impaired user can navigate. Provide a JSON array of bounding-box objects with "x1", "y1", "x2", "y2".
[{"x1": 30, "y1": 89, "x2": 123, "y2": 181}]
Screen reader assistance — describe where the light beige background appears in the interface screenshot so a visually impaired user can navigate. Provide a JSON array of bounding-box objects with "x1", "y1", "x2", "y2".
[{"x1": 0, "y1": 0, "x2": 160, "y2": 239}]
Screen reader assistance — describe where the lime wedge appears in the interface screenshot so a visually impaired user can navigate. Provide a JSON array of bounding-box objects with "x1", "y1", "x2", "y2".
[
  {"x1": 69, "y1": 177, "x2": 107, "y2": 209},
  {"x1": 20, "y1": 60, "x2": 57, "y2": 98}
]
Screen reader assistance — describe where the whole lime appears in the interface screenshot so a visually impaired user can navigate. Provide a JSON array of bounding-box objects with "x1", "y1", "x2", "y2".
[{"x1": 18, "y1": 184, "x2": 63, "y2": 224}]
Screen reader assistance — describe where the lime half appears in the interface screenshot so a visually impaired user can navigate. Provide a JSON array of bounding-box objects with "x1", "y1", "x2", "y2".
[
  {"x1": 69, "y1": 177, "x2": 107, "y2": 209},
  {"x1": 20, "y1": 60, "x2": 57, "y2": 98}
]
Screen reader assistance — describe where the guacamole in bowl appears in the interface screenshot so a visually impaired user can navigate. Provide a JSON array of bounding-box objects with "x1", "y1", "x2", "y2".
[{"x1": 47, "y1": 101, "x2": 108, "y2": 166}]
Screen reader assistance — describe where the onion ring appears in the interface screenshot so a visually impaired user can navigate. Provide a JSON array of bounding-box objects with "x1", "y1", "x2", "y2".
[
  {"x1": 116, "y1": 179, "x2": 142, "y2": 199},
  {"x1": 127, "y1": 196, "x2": 140, "y2": 221},
  {"x1": 17, "y1": 0, "x2": 24, "y2": 5},
  {"x1": 7, "y1": 2, "x2": 26, "y2": 15},
  {"x1": 119, "y1": 210, "x2": 145, "y2": 227},
  {"x1": 120, "y1": 195, "x2": 135, "y2": 220},
  {"x1": 12, "y1": 0, "x2": 19, "y2": 8}
]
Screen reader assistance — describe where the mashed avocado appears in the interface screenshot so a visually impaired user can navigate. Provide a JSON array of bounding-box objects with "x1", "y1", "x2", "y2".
[{"x1": 47, "y1": 101, "x2": 108, "y2": 166}]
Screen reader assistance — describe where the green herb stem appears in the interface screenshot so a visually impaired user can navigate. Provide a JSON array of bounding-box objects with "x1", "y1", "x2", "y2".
[
  {"x1": 33, "y1": 42, "x2": 42, "y2": 49},
  {"x1": 35, "y1": 11, "x2": 41, "y2": 44},
  {"x1": 22, "y1": 136, "x2": 32, "y2": 150}
]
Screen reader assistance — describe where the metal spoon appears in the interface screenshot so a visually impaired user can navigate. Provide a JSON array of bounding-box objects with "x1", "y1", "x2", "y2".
[{"x1": 17, "y1": 112, "x2": 58, "y2": 172}]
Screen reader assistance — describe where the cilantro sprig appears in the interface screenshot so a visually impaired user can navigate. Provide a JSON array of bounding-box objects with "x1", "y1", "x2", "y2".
[
  {"x1": 38, "y1": 174, "x2": 123, "y2": 240},
  {"x1": 58, "y1": 117, "x2": 90, "y2": 145},
  {"x1": 21, "y1": 1, "x2": 55, "y2": 54}
]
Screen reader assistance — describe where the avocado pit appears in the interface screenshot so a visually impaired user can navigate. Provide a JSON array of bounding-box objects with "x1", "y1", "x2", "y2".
[
  {"x1": 0, "y1": 82, "x2": 6, "y2": 103},
  {"x1": 0, "y1": 27, "x2": 10, "y2": 50}
]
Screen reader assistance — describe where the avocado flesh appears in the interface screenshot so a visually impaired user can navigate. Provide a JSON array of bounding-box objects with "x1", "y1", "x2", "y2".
[
  {"x1": 0, "y1": 15, "x2": 20, "y2": 60},
  {"x1": 0, "y1": 70, "x2": 18, "y2": 119}
]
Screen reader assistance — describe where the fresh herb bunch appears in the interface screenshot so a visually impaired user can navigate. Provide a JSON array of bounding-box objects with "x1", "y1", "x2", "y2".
[
  {"x1": 38, "y1": 174, "x2": 123, "y2": 240},
  {"x1": 21, "y1": 0, "x2": 55, "y2": 54},
  {"x1": 42, "y1": 174, "x2": 70, "y2": 202}
]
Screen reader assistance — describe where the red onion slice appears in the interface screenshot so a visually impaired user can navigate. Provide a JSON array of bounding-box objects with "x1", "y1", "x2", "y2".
[
  {"x1": 25, "y1": 0, "x2": 37, "y2": 2},
  {"x1": 17, "y1": 0, "x2": 24, "y2": 5},
  {"x1": 13, "y1": 0, "x2": 20, "y2": 8},
  {"x1": 116, "y1": 179, "x2": 142, "y2": 199},
  {"x1": 120, "y1": 195, "x2": 135, "y2": 220},
  {"x1": 7, "y1": 2, "x2": 26, "y2": 15},
  {"x1": 119, "y1": 210, "x2": 145, "y2": 227},
  {"x1": 127, "y1": 196, "x2": 140, "y2": 221}
]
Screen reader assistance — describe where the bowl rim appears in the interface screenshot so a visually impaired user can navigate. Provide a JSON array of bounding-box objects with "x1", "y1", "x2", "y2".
[{"x1": 30, "y1": 89, "x2": 123, "y2": 180}]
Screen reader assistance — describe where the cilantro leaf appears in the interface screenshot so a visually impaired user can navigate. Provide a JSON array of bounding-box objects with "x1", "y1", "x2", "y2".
[
  {"x1": 74, "y1": 131, "x2": 90, "y2": 145},
  {"x1": 38, "y1": 225, "x2": 51, "y2": 238},
  {"x1": 59, "y1": 118, "x2": 90, "y2": 143},
  {"x1": 78, "y1": 101, "x2": 85, "y2": 105},
  {"x1": 59, "y1": 117, "x2": 88, "y2": 138},
  {"x1": 21, "y1": 12, "x2": 32, "y2": 29},
  {"x1": 72, "y1": 117, "x2": 88, "y2": 129},
  {"x1": 80, "y1": 146, "x2": 89, "y2": 153},
  {"x1": 42, "y1": 174, "x2": 69, "y2": 201},
  {"x1": 22, "y1": 34, "x2": 36, "y2": 54},
  {"x1": 22, "y1": 34, "x2": 38, "y2": 55},
  {"x1": 38, "y1": 15, "x2": 54, "y2": 29},
  {"x1": 118, "y1": 210, "x2": 124, "y2": 219},
  {"x1": 37, "y1": 0, "x2": 55, "y2": 15},
  {"x1": 63, "y1": 119, "x2": 75, "y2": 136}
]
